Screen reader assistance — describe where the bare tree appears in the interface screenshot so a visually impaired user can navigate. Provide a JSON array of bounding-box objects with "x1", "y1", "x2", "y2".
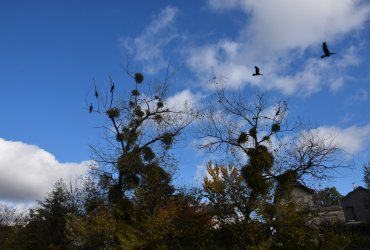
[
  {"x1": 198, "y1": 83, "x2": 348, "y2": 183},
  {"x1": 89, "y1": 70, "x2": 193, "y2": 206},
  {"x1": 276, "y1": 128, "x2": 348, "y2": 181},
  {"x1": 0, "y1": 204, "x2": 16, "y2": 227}
]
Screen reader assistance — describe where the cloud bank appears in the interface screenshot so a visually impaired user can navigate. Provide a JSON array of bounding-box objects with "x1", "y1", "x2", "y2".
[{"x1": 0, "y1": 138, "x2": 90, "y2": 202}]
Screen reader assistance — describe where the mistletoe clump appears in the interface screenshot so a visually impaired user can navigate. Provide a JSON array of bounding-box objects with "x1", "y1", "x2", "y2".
[
  {"x1": 131, "y1": 89, "x2": 140, "y2": 96},
  {"x1": 237, "y1": 132, "x2": 248, "y2": 144},
  {"x1": 106, "y1": 108, "x2": 120, "y2": 119},
  {"x1": 134, "y1": 73, "x2": 144, "y2": 84},
  {"x1": 271, "y1": 123, "x2": 280, "y2": 133}
]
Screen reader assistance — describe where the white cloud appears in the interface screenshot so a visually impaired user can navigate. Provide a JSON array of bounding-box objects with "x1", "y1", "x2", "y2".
[
  {"x1": 186, "y1": 40, "x2": 255, "y2": 90},
  {"x1": 209, "y1": 0, "x2": 370, "y2": 52},
  {"x1": 166, "y1": 89, "x2": 202, "y2": 111},
  {"x1": 121, "y1": 6, "x2": 180, "y2": 74},
  {"x1": 193, "y1": 163, "x2": 207, "y2": 184},
  {"x1": 329, "y1": 78, "x2": 344, "y2": 92},
  {"x1": 312, "y1": 124, "x2": 370, "y2": 154},
  {"x1": 185, "y1": 0, "x2": 370, "y2": 95},
  {"x1": 245, "y1": 0, "x2": 369, "y2": 52},
  {"x1": 0, "y1": 138, "x2": 90, "y2": 202},
  {"x1": 346, "y1": 88, "x2": 369, "y2": 105},
  {"x1": 268, "y1": 58, "x2": 323, "y2": 95},
  {"x1": 207, "y1": 0, "x2": 255, "y2": 12}
]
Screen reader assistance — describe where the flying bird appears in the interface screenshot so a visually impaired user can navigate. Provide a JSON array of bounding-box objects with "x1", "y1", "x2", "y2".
[
  {"x1": 253, "y1": 66, "x2": 263, "y2": 76},
  {"x1": 321, "y1": 42, "x2": 336, "y2": 58},
  {"x1": 89, "y1": 104, "x2": 93, "y2": 113}
]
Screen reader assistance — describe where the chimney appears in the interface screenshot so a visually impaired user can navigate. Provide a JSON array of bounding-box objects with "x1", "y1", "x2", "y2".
[{"x1": 352, "y1": 182, "x2": 357, "y2": 190}]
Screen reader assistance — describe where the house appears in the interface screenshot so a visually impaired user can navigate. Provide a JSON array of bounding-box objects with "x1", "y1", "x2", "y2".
[
  {"x1": 290, "y1": 184, "x2": 370, "y2": 224},
  {"x1": 289, "y1": 183, "x2": 345, "y2": 223},
  {"x1": 316, "y1": 205, "x2": 345, "y2": 223},
  {"x1": 341, "y1": 186, "x2": 370, "y2": 223},
  {"x1": 290, "y1": 182, "x2": 314, "y2": 210}
]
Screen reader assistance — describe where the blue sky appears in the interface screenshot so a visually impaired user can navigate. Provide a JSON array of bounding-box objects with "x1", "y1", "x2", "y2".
[{"x1": 1, "y1": 0, "x2": 370, "y2": 205}]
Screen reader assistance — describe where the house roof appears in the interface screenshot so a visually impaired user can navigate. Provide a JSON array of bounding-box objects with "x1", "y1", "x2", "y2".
[
  {"x1": 292, "y1": 181, "x2": 315, "y2": 194},
  {"x1": 341, "y1": 186, "x2": 370, "y2": 201}
]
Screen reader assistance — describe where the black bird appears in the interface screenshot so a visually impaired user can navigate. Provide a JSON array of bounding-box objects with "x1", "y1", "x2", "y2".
[
  {"x1": 321, "y1": 42, "x2": 335, "y2": 58},
  {"x1": 94, "y1": 85, "x2": 99, "y2": 98},
  {"x1": 253, "y1": 66, "x2": 263, "y2": 76},
  {"x1": 110, "y1": 82, "x2": 115, "y2": 93},
  {"x1": 275, "y1": 107, "x2": 280, "y2": 116},
  {"x1": 89, "y1": 104, "x2": 93, "y2": 113}
]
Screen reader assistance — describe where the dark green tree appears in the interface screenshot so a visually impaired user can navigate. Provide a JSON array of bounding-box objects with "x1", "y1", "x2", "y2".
[
  {"x1": 6, "y1": 179, "x2": 75, "y2": 249},
  {"x1": 314, "y1": 187, "x2": 343, "y2": 207},
  {"x1": 363, "y1": 162, "x2": 370, "y2": 189}
]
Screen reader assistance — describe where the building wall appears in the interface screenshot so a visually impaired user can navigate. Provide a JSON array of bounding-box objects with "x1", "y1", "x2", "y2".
[
  {"x1": 291, "y1": 186, "x2": 314, "y2": 209},
  {"x1": 288, "y1": 185, "x2": 370, "y2": 224},
  {"x1": 317, "y1": 206, "x2": 346, "y2": 223}
]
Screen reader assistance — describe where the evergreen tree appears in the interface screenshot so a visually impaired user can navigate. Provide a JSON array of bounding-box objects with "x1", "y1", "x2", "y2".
[
  {"x1": 314, "y1": 187, "x2": 343, "y2": 207},
  {"x1": 7, "y1": 179, "x2": 75, "y2": 249},
  {"x1": 363, "y1": 162, "x2": 370, "y2": 189}
]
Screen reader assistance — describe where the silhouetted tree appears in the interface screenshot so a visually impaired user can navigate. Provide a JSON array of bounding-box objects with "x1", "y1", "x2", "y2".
[
  {"x1": 0, "y1": 204, "x2": 25, "y2": 249},
  {"x1": 314, "y1": 187, "x2": 343, "y2": 207},
  {"x1": 89, "y1": 71, "x2": 193, "y2": 213},
  {"x1": 5, "y1": 180, "x2": 75, "y2": 249},
  {"x1": 363, "y1": 162, "x2": 370, "y2": 189}
]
